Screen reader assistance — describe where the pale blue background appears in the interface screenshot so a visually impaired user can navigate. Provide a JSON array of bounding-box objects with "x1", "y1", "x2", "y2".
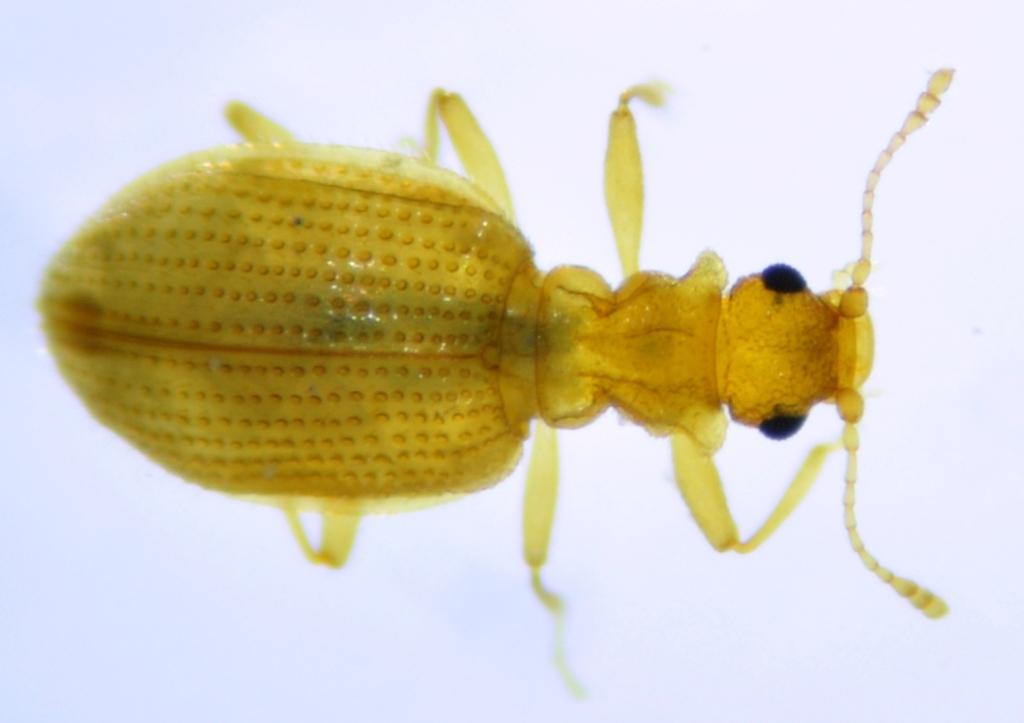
[{"x1": 2, "y1": 1, "x2": 1022, "y2": 722}]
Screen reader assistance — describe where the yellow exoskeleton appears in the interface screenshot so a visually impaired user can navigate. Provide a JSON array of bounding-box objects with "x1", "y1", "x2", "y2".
[{"x1": 39, "y1": 70, "x2": 954, "y2": 694}]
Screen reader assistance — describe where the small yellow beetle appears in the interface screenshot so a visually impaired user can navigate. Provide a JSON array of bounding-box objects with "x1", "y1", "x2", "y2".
[{"x1": 39, "y1": 70, "x2": 953, "y2": 693}]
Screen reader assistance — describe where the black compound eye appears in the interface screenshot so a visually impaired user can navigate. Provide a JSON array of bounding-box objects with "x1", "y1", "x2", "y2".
[
  {"x1": 758, "y1": 414, "x2": 807, "y2": 440},
  {"x1": 762, "y1": 264, "x2": 807, "y2": 293}
]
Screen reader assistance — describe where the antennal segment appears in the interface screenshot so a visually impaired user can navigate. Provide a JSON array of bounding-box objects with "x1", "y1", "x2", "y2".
[{"x1": 853, "y1": 69, "x2": 954, "y2": 289}]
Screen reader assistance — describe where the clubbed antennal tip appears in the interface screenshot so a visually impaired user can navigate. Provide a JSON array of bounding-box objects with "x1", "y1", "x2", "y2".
[
  {"x1": 840, "y1": 415, "x2": 949, "y2": 619},
  {"x1": 855, "y1": 68, "x2": 954, "y2": 288}
]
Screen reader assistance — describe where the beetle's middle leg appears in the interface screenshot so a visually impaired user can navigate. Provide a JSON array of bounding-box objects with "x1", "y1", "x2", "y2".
[
  {"x1": 284, "y1": 510, "x2": 359, "y2": 568},
  {"x1": 421, "y1": 89, "x2": 515, "y2": 219},
  {"x1": 604, "y1": 83, "x2": 668, "y2": 278},
  {"x1": 522, "y1": 421, "x2": 583, "y2": 696},
  {"x1": 420, "y1": 87, "x2": 581, "y2": 686}
]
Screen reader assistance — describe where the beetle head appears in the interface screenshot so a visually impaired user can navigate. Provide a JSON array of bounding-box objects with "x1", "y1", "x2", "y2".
[{"x1": 717, "y1": 263, "x2": 872, "y2": 439}]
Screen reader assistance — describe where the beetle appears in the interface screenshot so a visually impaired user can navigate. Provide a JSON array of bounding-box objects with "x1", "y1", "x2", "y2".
[{"x1": 39, "y1": 70, "x2": 953, "y2": 693}]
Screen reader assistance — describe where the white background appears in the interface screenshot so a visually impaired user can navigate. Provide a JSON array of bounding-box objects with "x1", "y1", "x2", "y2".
[{"x1": 3, "y1": 1, "x2": 1022, "y2": 722}]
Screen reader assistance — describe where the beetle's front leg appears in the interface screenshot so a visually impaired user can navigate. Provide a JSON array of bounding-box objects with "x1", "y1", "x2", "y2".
[
  {"x1": 671, "y1": 430, "x2": 948, "y2": 618},
  {"x1": 670, "y1": 432, "x2": 837, "y2": 553}
]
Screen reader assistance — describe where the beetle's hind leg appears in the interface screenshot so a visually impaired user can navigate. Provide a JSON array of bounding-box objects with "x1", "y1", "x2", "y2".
[
  {"x1": 284, "y1": 510, "x2": 359, "y2": 568},
  {"x1": 224, "y1": 102, "x2": 295, "y2": 144},
  {"x1": 421, "y1": 89, "x2": 515, "y2": 219}
]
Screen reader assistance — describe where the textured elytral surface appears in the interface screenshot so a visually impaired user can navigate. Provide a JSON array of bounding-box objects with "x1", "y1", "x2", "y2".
[{"x1": 40, "y1": 146, "x2": 536, "y2": 503}]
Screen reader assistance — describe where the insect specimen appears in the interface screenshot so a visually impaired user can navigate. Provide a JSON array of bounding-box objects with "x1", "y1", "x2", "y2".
[{"x1": 39, "y1": 70, "x2": 954, "y2": 692}]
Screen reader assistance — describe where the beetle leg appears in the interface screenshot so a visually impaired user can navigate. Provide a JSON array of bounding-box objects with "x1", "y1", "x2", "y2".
[
  {"x1": 422, "y1": 89, "x2": 516, "y2": 220},
  {"x1": 224, "y1": 101, "x2": 295, "y2": 144},
  {"x1": 604, "y1": 83, "x2": 668, "y2": 278},
  {"x1": 522, "y1": 422, "x2": 583, "y2": 697},
  {"x1": 670, "y1": 432, "x2": 836, "y2": 552},
  {"x1": 284, "y1": 510, "x2": 359, "y2": 568}
]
